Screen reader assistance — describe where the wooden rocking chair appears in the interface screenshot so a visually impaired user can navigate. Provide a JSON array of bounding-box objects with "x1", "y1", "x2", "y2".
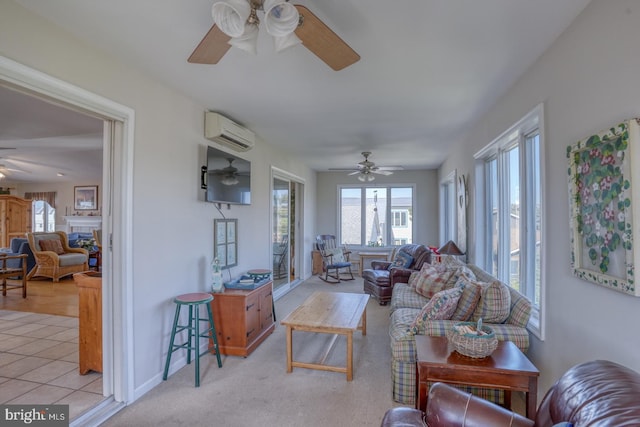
[{"x1": 316, "y1": 234, "x2": 354, "y2": 283}]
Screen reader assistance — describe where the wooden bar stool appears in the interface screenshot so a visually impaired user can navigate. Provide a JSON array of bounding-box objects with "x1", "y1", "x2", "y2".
[{"x1": 162, "y1": 292, "x2": 222, "y2": 387}]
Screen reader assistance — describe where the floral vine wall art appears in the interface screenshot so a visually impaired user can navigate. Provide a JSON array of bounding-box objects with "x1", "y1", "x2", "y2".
[{"x1": 566, "y1": 118, "x2": 640, "y2": 296}]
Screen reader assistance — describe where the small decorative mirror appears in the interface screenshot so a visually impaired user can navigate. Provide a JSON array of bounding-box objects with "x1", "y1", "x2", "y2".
[{"x1": 214, "y1": 218, "x2": 237, "y2": 269}]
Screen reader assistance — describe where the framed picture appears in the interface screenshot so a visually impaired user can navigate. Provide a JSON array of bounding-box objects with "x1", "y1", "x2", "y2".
[
  {"x1": 74, "y1": 186, "x2": 98, "y2": 210},
  {"x1": 567, "y1": 118, "x2": 640, "y2": 296},
  {"x1": 214, "y1": 218, "x2": 237, "y2": 269}
]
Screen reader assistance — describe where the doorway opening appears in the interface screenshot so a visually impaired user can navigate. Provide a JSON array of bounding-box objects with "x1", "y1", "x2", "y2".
[{"x1": 0, "y1": 55, "x2": 134, "y2": 425}]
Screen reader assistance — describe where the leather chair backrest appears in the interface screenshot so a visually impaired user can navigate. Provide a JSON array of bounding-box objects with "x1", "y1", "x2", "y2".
[
  {"x1": 535, "y1": 360, "x2": 640, "y2": 426},
  {"x1": 398, "y1": 244, "x2": 431, "y2": 270}
]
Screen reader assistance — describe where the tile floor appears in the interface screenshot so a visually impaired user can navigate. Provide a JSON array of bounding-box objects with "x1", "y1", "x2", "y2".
[{"x1": 0, "y1": 309, "x2": 106, "y2": 420}]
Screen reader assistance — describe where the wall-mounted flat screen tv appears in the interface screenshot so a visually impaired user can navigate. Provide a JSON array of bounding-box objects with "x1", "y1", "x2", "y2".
[{"x1": 203, "y1": 145, "x2": 251, "y2": 205}]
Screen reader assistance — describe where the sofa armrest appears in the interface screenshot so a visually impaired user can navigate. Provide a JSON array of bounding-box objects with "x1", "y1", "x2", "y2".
[
  {"x1": 425, "y1": 383, "x2": 534, "y2": 427},
  {"x1": 371, "y1": 261, "x2": 391, "y2": 270},
  {"x1": 389, "y1": 267, "x2": 413, "y2": 286}
]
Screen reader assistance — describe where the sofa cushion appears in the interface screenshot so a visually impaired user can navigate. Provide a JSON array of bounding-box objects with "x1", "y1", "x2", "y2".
[
  {"x1": 389, "y1": 251, "x2": 413, "y2": 269},
  {"x1": 414, "y1": 264, "x2": 454, "y2": 298},
  {"x1": 390, "y1": 283, "x2": 429, "y2": 311},
  {"x1": 39, "y1": 239, "x2": 64, "y2": 255},
  {"x1": 451, "y1": 276, "x2": 483, "y2": 321},
  {"x1": 58, "y1": 253, "x2": 87, "y2": 267},
  {"x1": 472, "y1": 280, "x2": 511, "y2": 323},
  {"x1": 409, "y1": 286, "x2": 463, "y2": 335}
]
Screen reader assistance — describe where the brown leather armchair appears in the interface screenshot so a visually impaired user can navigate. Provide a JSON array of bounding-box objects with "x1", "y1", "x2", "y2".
[
  {"x1": 381, "y1": 360, "x2": 640, "y2": 427},
  {"x1": 362, "y1": 244, "x2": 431, "y2": 305}
]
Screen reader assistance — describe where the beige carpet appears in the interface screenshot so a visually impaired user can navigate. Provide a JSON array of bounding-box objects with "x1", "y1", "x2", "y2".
[{"x1": 102, "y1": 276, "x2": 403, "y2": 427}]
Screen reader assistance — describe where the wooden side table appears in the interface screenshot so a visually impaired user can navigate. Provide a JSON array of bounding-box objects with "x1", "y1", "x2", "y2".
[
  {"x1": 415, "y1": 335, "x2": 539, "y2": 420},
  {"x1": 357, "y1": 251, "x2": 390, "y2": 276},
  {"x1": 311, "y1": 250, "x2": 323, "y2": 275}
]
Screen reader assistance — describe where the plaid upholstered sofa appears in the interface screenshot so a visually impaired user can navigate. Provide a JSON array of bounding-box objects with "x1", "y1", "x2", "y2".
[{"x1": 388, "y1": 261, "x2": 532, "y2": 405}]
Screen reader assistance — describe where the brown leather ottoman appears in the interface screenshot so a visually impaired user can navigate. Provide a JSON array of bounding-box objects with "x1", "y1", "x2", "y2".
[
  {"x1": 380, "y1": 407, "x2": 424, "y2": 427},
  {"x1": 362, "y1": 268, "x2": 392, "y2": 305}
]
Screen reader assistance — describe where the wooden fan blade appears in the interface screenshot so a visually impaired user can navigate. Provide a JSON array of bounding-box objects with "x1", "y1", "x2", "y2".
[
  {"x1": 188, "y1": 24, "x2": 232, "y2": 64},
  {"x1": 294, "y1": 5, "x2": 360, "y2": 71}
]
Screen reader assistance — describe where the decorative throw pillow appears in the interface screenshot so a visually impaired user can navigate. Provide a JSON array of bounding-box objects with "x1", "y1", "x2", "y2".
[
  {"x1": 472, "y1": 280, "x2": 511, "y2": 323},
  {"x1": 446, "y1": 265, "x2": 477, "y2": 287},
  {"x1": 451, "y1": 275, "x2": 483, "y2": 321},
  {"x1": 408, "y1": 286, "x2": 463, "y2": 335},
  {"x1": 39, "y1": 239, "x2": 64, "y2": 255},
  {"x1": 407, "y1": 271, "x2": 420, "y2": 288},
  {"x1": 438, "y1": 255, "x2": 465, "y2": 270},
  {"x1": 327, "y1": 248, "x2": 345, "y2": 263},
  {"x1": 388, "y1": 251, "x2": 413, "y2": 270},
  {"x1": 414, "y1": 263, "x2": 454, "y2": 298}
]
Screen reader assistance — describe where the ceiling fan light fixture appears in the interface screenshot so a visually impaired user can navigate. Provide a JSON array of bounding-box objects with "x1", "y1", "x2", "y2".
[
  {"x1": 212, "y1": 0, "x2": 251, "y2": 38},
  {"x1": 264, "y1": 0, "x2": 300, "y2": 37},
  {"x1": 357, "y1": 172, "x2": 374, "y2": 182},
  {"x1": 228, "y1": 23, "x2": 259, "y2": 55},
  {"x1": 221, "y1": 175, "x2": 239, "y2": 186},
  {"x1": 273, "y1": 32, "x2": 302, "y2": 52}
]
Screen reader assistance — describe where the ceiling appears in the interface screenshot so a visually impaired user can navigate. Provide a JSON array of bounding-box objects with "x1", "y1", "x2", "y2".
[
  {"x1": 6, "y1": 0, "x2": 592, "y2": 175},
  {"x1": 0, "y1": 85, "x2": 103, "y2": 183}
]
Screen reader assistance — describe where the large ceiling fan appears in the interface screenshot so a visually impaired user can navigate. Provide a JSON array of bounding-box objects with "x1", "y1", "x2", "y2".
[
  {"x1": 329, "y1": 152, "x2": 404, "y2": 182},
  {"x1": 188, "y1": 0, "x2": 360, "y2": 71}
]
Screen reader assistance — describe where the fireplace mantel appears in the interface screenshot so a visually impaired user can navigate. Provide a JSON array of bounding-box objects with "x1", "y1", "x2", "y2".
[{"x1": 64, "y1": 216, "x2": 102, "y2": 233}]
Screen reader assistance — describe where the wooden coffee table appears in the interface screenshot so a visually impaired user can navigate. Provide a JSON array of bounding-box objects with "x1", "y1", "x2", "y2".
[
  {"x1": 280, "y1": 291, "x2": 368, "y2": 381},
  {"x1": 415, "y1": 335, "x2": 539, "y2": 419}
]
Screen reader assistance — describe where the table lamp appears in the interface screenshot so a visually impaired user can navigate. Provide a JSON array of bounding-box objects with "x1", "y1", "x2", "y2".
[{"x1": 437, "y1": 240, "x2": 465, "y2": 261}]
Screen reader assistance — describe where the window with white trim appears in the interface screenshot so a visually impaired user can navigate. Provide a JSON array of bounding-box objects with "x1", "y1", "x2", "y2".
[
  {"x1": 439, "y1": 171, "x2": 457, "y2": 245},
  {"x1": 474, "y1": 104, "x2": 545, "y2": 340},
  {"x1": 339, "y1": 186, "x2": 414, "y2": 246},
  {"x1": 392, "y1": 209, "x2": 408, "y2": 227},
  {"x1": 32, "y1": 200, "x2": 56, "y2": 232}
]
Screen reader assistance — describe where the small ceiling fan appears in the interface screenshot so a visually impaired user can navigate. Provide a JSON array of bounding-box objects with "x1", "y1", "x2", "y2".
[
  {"x1": 210, "y1": 158, "x2": 247, "y2": 185},
  {"x1": 329, "y1": 152, "x2": 404, "y2": 182},
  {"x1": 0, "y1": 164, "x2": 29, "y2": 178},
  {"x1": 188, "y1": 0, "x2": 360, "y2": 71}
]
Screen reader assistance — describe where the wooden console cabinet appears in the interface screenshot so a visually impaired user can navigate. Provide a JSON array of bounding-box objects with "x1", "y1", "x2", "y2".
[
  {"x1": 0, "y1": 195, "x2": 32, "y2": 248},
  {"x1": 210, "y1": 281, "x2": 275, "y2": 357},
  {"x1": 74, "y1": 272, "x2": 102, "y2": 374}
]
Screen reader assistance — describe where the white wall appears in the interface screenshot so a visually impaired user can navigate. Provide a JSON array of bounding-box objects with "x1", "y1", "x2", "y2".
[
  {"x1": 16, "y1": 181, "x2": 102, "y2": 226},
  {"x1": 316, "y1": 170, "x2": 440, "y2": 247},
  {"x1": 0, "y1": 1, "x2": 316, "y2": 399},
  {"x1": 440, "y1": 0, "x2": 640, "y2": 394}
]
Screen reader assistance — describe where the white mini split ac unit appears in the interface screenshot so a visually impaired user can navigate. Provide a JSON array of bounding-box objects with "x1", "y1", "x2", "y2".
[{"x1": 204, "y1": 112, "x2": 255, "y2": 152}]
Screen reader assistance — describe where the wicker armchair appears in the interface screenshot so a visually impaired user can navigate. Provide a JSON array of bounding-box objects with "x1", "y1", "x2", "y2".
[{"x1": 27, "y1": 231, "x2": 89, "y2": 282}]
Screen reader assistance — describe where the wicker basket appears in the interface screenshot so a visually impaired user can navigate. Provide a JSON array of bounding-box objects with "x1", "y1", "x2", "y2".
[{"x1": 446, "y1": 321, "x2": 498, "y2": 358}]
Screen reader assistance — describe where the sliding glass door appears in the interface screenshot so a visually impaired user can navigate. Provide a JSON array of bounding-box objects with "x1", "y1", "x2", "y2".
[
  {"x1": 272, "y1": 177, "x2": 290, "y2": 291},
  {"x1": 271, "y1": 169, "x2": 304, "y2": 298}
]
